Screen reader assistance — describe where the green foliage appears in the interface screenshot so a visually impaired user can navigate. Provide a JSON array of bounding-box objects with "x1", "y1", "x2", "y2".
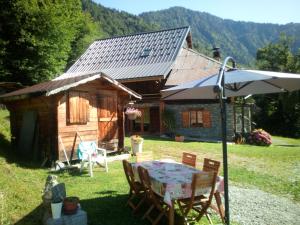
[
  {"x1": 254, "y1": 35, "x2": 300, "y2": 137},
  {"x1": 0, "y1": 0, "x2": 159, "y2": 86},
  {"x1": 140, "y1": 7, "x2": 300, "y2": 65},
  {"x1": 81, "y1": 0, "x2": 158, "y2": 37},
  {"x1": 162, "y1": 108, "x2": 176, "y2": 134},
  {"x1": 0, "y1": 0, "x2": 91, "y2": 85}
]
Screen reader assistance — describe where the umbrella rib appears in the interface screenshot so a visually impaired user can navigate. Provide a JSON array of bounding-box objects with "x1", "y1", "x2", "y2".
[
  {"x1": 162, "y1": 88, "x2": 189, "y2": 99},
  {"x1": 225, "y1": 81, "x2": 253, "y2": 92},
  {"x1": 262, "y1": 80, "x2": 286, "y2": 91}
]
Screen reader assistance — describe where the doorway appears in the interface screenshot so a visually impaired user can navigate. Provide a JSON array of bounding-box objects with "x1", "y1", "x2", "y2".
[{"x1": 126, "y1": 106, "x2": 160, "y2": 134}]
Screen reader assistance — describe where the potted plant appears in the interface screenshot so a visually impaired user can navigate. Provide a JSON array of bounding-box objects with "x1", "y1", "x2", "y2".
[
  {"x1": 63, "y1": 196, "x2": 79, "y2": 215},
  {"x1": 130, "y1": 135, "x2": 144, "y2": 155},
  {"x1": 125, "y1": 107, "x2": 142, "y2": 120},
  {"x1": 175, "y1": 133, "x2": 184, "y2": 142}
]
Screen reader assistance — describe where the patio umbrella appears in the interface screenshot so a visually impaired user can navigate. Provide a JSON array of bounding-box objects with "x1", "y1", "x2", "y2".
[{"x1": 161, "y1": 57, "x2": 300, "y2": 225}]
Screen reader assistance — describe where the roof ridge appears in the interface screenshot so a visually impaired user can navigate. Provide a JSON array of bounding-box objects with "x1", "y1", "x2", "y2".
[{"x1": 94, "y1": 26, "x2": 190, "y2": 42}]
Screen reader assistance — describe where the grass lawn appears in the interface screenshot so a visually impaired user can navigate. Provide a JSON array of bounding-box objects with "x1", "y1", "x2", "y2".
[{"x1": 0, "y1": 109, "x2": 299, "y2": 224}]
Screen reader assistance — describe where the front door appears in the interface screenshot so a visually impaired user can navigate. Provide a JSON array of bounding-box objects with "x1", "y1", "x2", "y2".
[{"x1": 97, "y1": 95, "x2": 118, "y2": 143}]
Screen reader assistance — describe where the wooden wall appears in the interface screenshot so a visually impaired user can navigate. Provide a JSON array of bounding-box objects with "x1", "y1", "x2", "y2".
[
  {"x1": 5, "y1": 95, "x2": 57, "y2": 161},
  {"x1": 4, "y1": 79, "x2": 130, "y2": 163},
  {"x1": 57, "y1": 79, "x2": 128, "y2": 161}
]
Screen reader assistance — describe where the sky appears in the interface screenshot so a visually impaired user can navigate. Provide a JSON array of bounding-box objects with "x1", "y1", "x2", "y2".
[{"x1": 94, "y1": 0, "x2": 299, "y2": 24}]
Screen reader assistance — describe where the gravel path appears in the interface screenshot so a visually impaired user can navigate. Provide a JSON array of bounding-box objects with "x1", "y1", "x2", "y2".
[{"x1": 229, "y1": 186, "x2": 300, "y2": 225}]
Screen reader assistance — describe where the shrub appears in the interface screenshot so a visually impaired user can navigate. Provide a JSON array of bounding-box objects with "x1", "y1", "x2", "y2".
[{"x1": 247, "y1": 129, "x2": 272, "y2": 146}]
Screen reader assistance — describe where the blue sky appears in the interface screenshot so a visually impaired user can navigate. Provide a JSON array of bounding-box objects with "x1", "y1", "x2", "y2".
[{"x1": 94, "y1": 0, "x2": 299, "y2": 24}]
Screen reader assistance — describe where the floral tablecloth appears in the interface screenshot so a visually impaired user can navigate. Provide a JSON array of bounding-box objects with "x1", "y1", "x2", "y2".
[{"x1": 132, "y1": 160, "x2": 224, "y2": 206}]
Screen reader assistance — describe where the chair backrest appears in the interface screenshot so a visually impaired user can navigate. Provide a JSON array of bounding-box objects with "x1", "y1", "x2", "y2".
[
  {"x1": 191, "y1": 171, "x2": 217, "y2": 203},
  {"x1": 77, "y1": 141, "x2": 98, "y2": 160},
  {"x1": 122, "y1": 160, "x2": 140, "y2": 193},
  {"x1": 182, "y1": 152, "x2": 197, "y2": 167},
  {"x1": 136, "y1": 151, "x2": 153, "y2": 163},
  {"x1": 202, "y1": 158, "x2": 221, "y2": 175},
  {"x1": 137, "y1": 166, "x2": 163, "y2": 210}
]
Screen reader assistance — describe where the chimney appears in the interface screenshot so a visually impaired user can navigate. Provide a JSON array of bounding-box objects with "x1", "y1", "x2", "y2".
[{"x1": 212, "y1": 46, "x2": 221, "y2": 61}]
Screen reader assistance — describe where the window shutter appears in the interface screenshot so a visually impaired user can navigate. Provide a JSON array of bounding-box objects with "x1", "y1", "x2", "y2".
[
  {"x1": 182, "y1": 111, "x2": 190, "y2": 128},
  {"x1": 79, "y1": 92, "x2": 89, "y2": 123},
  {"x1": 68, "y1": 91, "x2": 89, "y2": 124},
  {"x1": 202, "y1": 110, "x2": 211, "y2": 128}
]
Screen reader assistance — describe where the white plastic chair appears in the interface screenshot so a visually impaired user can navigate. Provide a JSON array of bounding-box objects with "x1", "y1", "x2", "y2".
[{"x1": 78, "y1": 141, "x2": 108, "y2": 177}]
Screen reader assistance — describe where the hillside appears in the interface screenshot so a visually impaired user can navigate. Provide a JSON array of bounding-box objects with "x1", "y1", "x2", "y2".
[
  {"x1": 140, "y1": 7, "x2": 300, "y2": 65},
  {"x1": 81, "y1": 0, "x2": 158, "y2": 37}
]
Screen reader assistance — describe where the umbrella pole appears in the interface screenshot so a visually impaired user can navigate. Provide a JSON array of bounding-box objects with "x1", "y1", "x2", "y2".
[
  {"x1": 215, "y1": 56, "x2": 236, "y2": 225},
  {"x1": 220, "y1": 91, "x2": 230, "y2": 225}
]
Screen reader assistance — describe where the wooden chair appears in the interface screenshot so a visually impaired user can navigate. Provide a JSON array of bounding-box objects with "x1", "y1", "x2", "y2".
[
  {"x1": 202, "y1": 158, "x2": 224, "y2": 223},
  {"x1": 203, "y1": 158, "x2": 221, "y2": 175},
  {"x1": 182, "y1": 152, "x2": 197, "y2": 167},
  {"x1": 122, "y1": 160, "x2": 146, "y2": 213},
  {"x1": 177, "y1": 171, "x2": 217, "y2": 225},
  {"x1": 138, "y1": 166, "x2": 170, "y2": 225},
  {"x1": 136, "y1": 151, "x2": 153, "y2": 163}
]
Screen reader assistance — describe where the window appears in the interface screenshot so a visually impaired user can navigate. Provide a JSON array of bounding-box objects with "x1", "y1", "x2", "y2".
[
  {"x1": 190, "y1": 110, "x2": 203, "y2": 127},
  {"x1": 140, "y1": 48, "x2": 151, "y2": 57},
  {"x1": 67, "y1": 91, "x2": 89, "y2": 124},
  {"x1": 182, "y1": 109, "x2": 211, "y2": 128}
]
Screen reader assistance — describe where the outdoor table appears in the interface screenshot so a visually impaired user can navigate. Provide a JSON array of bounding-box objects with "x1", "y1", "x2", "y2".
[{"x1": 131, "y1": 160, "x2": 224, "y2": 225}]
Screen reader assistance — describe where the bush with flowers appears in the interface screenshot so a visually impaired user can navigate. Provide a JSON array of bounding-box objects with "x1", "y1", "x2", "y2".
[{"x1": 246, "y1": 129, "x2": 272, "y2": 146}]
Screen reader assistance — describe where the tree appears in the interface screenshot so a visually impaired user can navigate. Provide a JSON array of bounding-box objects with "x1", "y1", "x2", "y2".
[
  {"x1": 0, "y1": 0, "x2": 93, "y2": 85},
  {"x1": 254, "y1": 34, "x2": 300, "y2": 137}
]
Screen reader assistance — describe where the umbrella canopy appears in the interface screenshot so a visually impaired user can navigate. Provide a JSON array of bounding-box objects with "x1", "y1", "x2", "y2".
[
  {"x1": 162, "y1": 69, "x2": 300, "y2": 100},
  {"x1": 161, "y1": 57, "x2": 300, "y2": 225}
]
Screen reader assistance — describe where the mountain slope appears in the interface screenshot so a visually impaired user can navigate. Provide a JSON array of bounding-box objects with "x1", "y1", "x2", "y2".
[
  {"x1": 140, "y1": 7, "x2": 300, "y2": 65},
  {"x1": 81, "y1": 0, "x2": 158, "y2": 37}
]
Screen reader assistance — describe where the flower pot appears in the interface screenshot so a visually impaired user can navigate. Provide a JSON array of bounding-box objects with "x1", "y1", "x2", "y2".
[
  {"x1": 51, "y1": 202, "x2": 63, "y2": 219},
  {"x1": 175, "y1": 135, "x2": 184, "y2": 142},
  {"x1": 63, "y1": 196, "x2": 79, "y2": 215},
  {"x1": 131, "y1": 138, "x2": 143, "y2": 155},
  {"x1": 127, "y1": 113, "x2": 137, "y2": 120}
]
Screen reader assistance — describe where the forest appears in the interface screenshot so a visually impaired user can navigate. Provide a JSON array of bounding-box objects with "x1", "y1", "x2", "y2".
[{"x1": 0, "y1": 0, "x2": 299, "y2": 137}]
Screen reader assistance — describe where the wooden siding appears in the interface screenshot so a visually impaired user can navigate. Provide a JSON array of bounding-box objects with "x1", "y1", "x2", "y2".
[
  {"x1": 5, "y1": 96, "x2": 57, "y2": 161},
  {"x1": 57, "y1": 79, "x2": 128, "y2": 160},
  {"x1": 4, "y1": 78, "x2": 130, "y2": 163}
]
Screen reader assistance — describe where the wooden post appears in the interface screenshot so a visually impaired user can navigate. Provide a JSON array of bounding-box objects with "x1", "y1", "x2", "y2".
[
  {"x1": 117, "y1": 96, "x2": 125, "y2": 150},
  {"x1": 159, "y1": 101, "x2": 165, "y2": 135}
]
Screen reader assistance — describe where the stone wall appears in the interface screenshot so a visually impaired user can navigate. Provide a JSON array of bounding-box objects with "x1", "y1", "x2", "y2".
[{"x1": 165, "y1": 103, "x2": 235, "y2": 140}]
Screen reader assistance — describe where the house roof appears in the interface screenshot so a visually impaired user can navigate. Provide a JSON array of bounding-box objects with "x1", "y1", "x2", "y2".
[
  {"x1": 165, "y1": 47, "x2": 222, "y2": 86},
  {"x1": 56, "y1": 26, "x2": 191, "y2": 81},
  {"x1": 0, "y1": 72, "x2": 141, "y2": 101}
]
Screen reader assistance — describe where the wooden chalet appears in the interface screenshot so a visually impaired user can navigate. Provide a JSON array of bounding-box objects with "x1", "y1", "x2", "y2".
[
  {"x1": 58, "y1": 27, "x2": 236, "y2": 139},
  {"x1": 0, "y1": 73, "x2": 141, "y2": 162},
  {"x1": 1, "y1": 27, "x2": 244, "y2": 163}
]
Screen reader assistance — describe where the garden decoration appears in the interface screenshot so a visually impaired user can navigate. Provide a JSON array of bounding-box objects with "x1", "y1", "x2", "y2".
[
  {"x1": 42, "y1": 175, "x2": 66, "y2": 219},
  {"x1": 125, "y1": 107, "x2": 142, "y2": 120}
]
